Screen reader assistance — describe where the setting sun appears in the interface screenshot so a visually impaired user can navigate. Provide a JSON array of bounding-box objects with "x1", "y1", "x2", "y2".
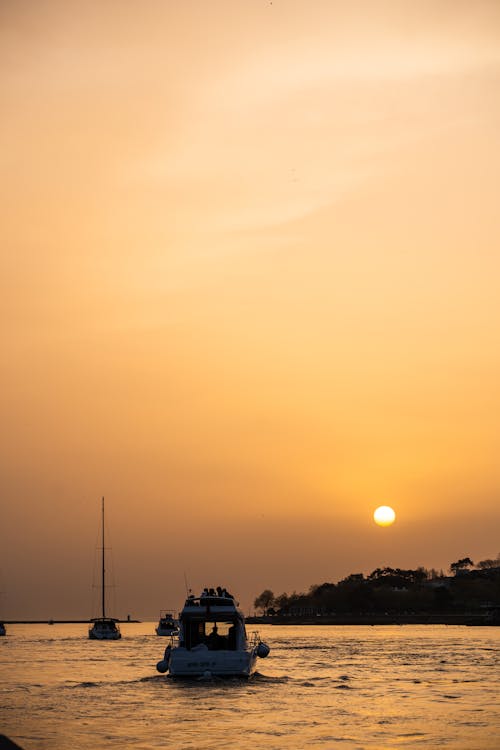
[{"x1": 374, "y1": 506, "x2": 396, "y2": 527}]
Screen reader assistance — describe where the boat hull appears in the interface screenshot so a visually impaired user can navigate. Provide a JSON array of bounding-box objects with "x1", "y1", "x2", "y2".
[
  {"x1": 89, "y1": 628, "x2": 121, "y2": 640},
  {"x1": 167, "y1": 646, "x2": 258, "y2": 678},
  {"x1": 156, "y1": 627, "x2": 179, "y2": 636},
  {"x1": 89, "y1": 619, "x2": 121, "y2": 640}
]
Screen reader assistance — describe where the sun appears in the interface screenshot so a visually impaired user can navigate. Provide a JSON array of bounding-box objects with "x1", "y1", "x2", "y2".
[{"x1": 374, "y1": 505, "x2": 396, "y2": 527}]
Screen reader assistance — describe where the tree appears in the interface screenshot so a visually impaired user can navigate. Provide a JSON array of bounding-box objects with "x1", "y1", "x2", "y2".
[
  {"x1": 477, "y1": 558, "x2": 500, "y2": 569},
  {"x1": 428, "y1": 568, "x2": 442, "y2": 580},
  {"x1": 368, "y1": 567, "x2": 395, "y2": 580},
  {"x1": 274, "y1": 592, "x2": 290, "y2": 611},
  {"x1": 254, "y1": 589, "x2": 275, "y2": 615},
  {"x1": 450, "y1": 557, "x2": 474, "y2": 575},
  {"x1": 340, "y1": 573, "x2": 365, "y2": 584},
  {"x1": 414, "y1": 566, "x2": 430, "y2": 583}
]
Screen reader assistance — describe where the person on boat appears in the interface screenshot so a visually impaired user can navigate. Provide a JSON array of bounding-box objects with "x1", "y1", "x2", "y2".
[
  {"x1": 206, "y1": 624, "x2": 225, "y2": 650},
  {"x1": 227, "y1": 623, "x2": 237, "y2": 649},
  {"x1": 206, "y1": 624, "x2": 217, "y2": 647}
]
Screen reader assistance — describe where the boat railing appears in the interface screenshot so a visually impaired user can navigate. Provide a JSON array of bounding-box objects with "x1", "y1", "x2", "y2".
[
  {"x1": 165, "y1": 633, "x2": 180, "y2": 647},
  {"x1": 184, "y1": 595, "x2": 238, "y2": 608}
]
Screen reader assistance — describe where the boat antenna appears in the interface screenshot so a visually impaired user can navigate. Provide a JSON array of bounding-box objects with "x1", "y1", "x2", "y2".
[
  {"x1": 183, "y1": 571, "x2": 190, "y2": 596},
  {"x1": 101, "y1": 496, "x2": 106, "y2": 619}
]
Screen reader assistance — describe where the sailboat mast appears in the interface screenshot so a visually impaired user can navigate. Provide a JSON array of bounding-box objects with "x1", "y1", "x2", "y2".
[{"x1": 101, "y1": 496, "x2": 106, "y2": 619}]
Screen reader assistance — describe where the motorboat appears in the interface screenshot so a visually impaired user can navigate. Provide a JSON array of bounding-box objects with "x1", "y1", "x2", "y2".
[
  {"x1": 89, "y1": 616, "x2": 121, "y2": 639},
  {"x1": 156, "y1": 611, "x2": 179, "y2": 636},
  {"x1": 156, "y1": 587, "x2": 270, "y2": 677},
  {"x1": 88, "y1": 497, "x2": 121, "y2": 640}
]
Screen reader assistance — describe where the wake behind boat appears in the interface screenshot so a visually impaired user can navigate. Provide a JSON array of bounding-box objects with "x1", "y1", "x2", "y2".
[
  {"x1": 89, "y1": 497, "x2": 121, "y2": 641},
  {"x1": 156, "y1": 586, "x2": 270, "y2": 678}
]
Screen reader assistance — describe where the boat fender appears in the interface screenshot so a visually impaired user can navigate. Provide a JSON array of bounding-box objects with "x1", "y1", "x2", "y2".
[
  {"x1": 257, "y1": 642, "x2": 270, "y2": 658},
  {"x1": 156, "y1": 645, "x2": 171, "y2": 673}
]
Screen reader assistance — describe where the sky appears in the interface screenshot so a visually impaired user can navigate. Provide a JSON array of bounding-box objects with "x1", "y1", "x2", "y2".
[{"x1": 1, "y1": 0, "x2": 499, "y2": 619}]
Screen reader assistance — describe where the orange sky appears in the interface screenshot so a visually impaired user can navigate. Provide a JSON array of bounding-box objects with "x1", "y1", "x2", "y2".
[{"x1": 1, "y1": 0, "x2": 500, "y2": 619}]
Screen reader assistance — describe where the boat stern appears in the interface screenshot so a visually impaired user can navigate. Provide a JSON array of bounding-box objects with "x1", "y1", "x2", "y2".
[{"x1": 168, "y1": 646, "x2": 258, "y2": 678}]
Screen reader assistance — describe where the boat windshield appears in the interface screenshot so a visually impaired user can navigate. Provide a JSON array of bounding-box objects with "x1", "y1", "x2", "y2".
[
  {"x1": 182, "y1": 619, "x2": 239, "y2": 650},
  {"x1": 100, "y1": 621, "x2": 118, "y2": 630}
]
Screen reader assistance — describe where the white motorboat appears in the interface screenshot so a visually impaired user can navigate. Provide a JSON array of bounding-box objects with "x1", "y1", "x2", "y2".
[
  {"x1": 89, "y1": 616, "x2": 121, "y2": 639},
  {"x1": 88, "y1": 497, "x2": 121, "y2": 641},
  {"x1": 156, "y1": 611, "x2": 179, "y2": 636},
  {"x1": 156, "y1": 587, "x2": 270, "y2": 678}
]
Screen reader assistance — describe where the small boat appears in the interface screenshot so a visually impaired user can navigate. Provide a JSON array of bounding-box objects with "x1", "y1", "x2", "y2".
[
  {"x1": 156, "y1": 587, "x2": 270, "y2": 678},
  {"x1": 156, "y1": 611, "x2": 179, "y2": 636},
  {"x1": 89, "y1": 497, "x2": 121, "y2": 640},
  {"x1": 0, "y1": 585, "x2": 6, "y2": 635}
]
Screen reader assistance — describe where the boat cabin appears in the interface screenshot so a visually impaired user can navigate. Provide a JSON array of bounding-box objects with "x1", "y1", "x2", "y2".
[
  {"x1": 159, "y1": 612, "x2": 176, "y2": 625},
  {"x1": 156, "y1": 611, "x2": 179, "y2": 635},
  {"x1": 89, "y1": 617, "x2": 121, "y2": 639},
  {"x1": 156, "y1": 586, "x2": 269, "y2": 677},
  {"x1": 178, "y1": 590, "x2": 246, "y2": 651},
  {"x1": 90, "y1": 617, "x2": 120, "y2": 628}
]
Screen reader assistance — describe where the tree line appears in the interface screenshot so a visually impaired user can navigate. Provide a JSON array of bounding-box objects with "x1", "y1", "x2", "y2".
[{"x1": 253, "y1": 554, "x2": 500, "y2": 617}]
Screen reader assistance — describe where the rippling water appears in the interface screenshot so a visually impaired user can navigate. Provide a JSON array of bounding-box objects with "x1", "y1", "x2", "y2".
[{"x1": 1, "y1": 623, "x2": 499, "y2": 749}]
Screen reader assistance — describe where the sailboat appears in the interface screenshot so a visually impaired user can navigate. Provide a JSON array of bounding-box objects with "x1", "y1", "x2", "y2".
[{"x1": 89, "y1": 497, "x2": 121, "y2": 640}]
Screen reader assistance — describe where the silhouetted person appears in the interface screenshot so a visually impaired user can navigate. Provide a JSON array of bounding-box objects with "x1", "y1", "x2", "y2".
[
  {"x1": 228, "y1": 623, "x2": 237, "y2": 649},
  {"x1": 206, "y1": 624, "x2": 218, "y2": 649}
]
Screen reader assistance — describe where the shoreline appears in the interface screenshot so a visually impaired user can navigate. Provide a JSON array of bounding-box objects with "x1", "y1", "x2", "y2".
[
  {"x1": 2, "y1": 620, "x2": 141, "y2": 625},
  {"x1": 3, "y1": 616, "x2": 498, "y2": 626},
  {"x1": 246, "y1": 614, "x2": 499, "y2": 626}
]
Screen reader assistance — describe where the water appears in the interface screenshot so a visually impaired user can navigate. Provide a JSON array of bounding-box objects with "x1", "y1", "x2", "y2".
[{"x1": 1, "y1": 623, "x2": 499, "y2": 749}]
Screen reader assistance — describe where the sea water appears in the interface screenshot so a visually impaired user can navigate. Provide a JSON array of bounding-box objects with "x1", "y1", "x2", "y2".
[{"x1": 1, "y1": 623, "x2": 499, "y2": 749}]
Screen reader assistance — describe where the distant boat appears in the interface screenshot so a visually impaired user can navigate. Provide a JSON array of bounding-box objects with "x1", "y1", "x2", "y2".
[
  {"x1": 156, "y1": 587, "x2": 270, "y2": 678},
  {"x1": 0, "y1": 583, "x2": 5, "y2": 635},
  {"x1": 156, "y1": 611, "x2": 179, "y2": 636},
  {"x1": 89, "y1": 497, "x2": 121, "y2": 640}
]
